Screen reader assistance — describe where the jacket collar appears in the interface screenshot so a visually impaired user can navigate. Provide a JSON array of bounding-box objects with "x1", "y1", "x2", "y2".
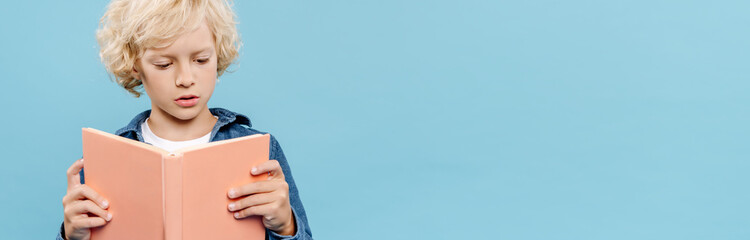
[{"x1": 114, "y1": 107, "x2": 252, "y2": 142}]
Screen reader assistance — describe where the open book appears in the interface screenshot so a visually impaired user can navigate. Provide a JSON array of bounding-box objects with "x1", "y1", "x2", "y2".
[{"x1": 82, "y1": 128, "x2": 268, "y2": 240}]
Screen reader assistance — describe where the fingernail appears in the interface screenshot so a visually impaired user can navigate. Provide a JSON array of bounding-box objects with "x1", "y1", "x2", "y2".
[
  {"x1": 228, "y1": 189, "x2": 236, "y2": 198},
  {"x1": 107, "y1": 213, "x2": 112, "y2": 221},
  {"x1": 102, "y1": 200, "x2": 109, "y2": 208},
  {"x1": 80, "y1": 159, "x2": 84, "y2": 162},
  {"x1": 228, "y1": 203, "x2": 235, "y2": 210},
  {"x1": 251, "y1": 167, "x2": 258, "y2": 174},
  {"x1": 234, "y1": 212, "x2": 240, "y2": 219}
]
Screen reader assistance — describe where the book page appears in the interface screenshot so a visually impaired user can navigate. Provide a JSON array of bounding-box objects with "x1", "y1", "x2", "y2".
[
  {"x1": 180, "y1": 134, "x2": 270, "y2": 240},
  {"x1": 83, "y1": 128, "x2": 166, "y2": 240}
]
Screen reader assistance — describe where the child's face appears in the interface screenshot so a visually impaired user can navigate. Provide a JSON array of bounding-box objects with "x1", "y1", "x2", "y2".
[{"x1": 134, "y1": 21, "x2": 218, "y2": 121}]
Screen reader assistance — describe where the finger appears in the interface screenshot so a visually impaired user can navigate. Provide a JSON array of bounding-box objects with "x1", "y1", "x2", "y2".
[
  {"x1": 233, "y1": 202, "x2": 274, "y2": 219},
  {"x1": 251, "y1": 160, "x2": 284, "y2": 179},
  {"x1": 66, "y1": 185, "x2": 109, "y2": 209},
  {"x1": 228, "y1": 181, "x2": 280, "y2": 199},
  {"x1": 67, "y1": 200, "x2": 112, "y2": 221},
  {"x1": 67, "y1": 159, "x2": 84, "y2": 190},
  {"x1": 228, "y1": 192, "x2": 275, "y2": 212},
  {"x1": 69, "y1": 216, "x2": 109, "y2": 229}
]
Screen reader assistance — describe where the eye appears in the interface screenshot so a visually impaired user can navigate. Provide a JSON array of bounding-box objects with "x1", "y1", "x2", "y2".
[
  {"x1": 196, "y1": 58, "x2": 209, "y2": 64},
  {"x1": 154, "y1": 63, "x2": 172, "y2": 69}
]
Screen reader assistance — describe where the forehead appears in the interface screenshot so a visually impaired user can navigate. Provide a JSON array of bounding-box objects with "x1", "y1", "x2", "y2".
[{"x1": 143, "y1": 21, "x2": 215, "y2": 57}]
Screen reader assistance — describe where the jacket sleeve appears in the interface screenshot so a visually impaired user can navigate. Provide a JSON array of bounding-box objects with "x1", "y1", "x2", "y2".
[{"x1": 266, "y1": 135, "x2": 313, "y2": 240}]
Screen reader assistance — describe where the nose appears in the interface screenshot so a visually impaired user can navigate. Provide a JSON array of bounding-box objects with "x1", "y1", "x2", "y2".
[{"x1": 175, "y1": 62, "x2": 195, "y2": 87}]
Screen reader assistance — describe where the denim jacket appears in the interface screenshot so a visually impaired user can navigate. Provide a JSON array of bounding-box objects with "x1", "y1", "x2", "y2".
[{"x1": 57, "y1": 108, "x2": 313, "y2": 240}]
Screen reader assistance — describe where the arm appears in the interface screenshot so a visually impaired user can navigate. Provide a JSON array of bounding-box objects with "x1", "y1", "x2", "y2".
[{"x1": 266, "y1": 135, "x2": 313, "y2": 240}]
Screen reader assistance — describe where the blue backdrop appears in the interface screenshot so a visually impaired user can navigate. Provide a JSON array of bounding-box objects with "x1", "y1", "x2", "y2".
[{"x1": 1, "y1": 0, "x2": 748, "y2": 239}]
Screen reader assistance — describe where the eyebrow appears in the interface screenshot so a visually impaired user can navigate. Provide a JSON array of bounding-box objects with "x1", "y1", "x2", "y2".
[{"x1": 148, "y1": 47, "x2": 213, "y2": 60}]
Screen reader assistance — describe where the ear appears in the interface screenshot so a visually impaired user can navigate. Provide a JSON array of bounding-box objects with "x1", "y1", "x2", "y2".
[{"x1": 130, "y1": 64, "x2": 141, "y2": 81}]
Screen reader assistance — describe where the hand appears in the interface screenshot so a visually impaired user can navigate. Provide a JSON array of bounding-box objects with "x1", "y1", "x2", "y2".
[
  {"x1": 227, "y1": 160, "x2": 296, "y2": 236},
  {"x1": 62, "y1": 159, "x2": 112, "y2": 240}
]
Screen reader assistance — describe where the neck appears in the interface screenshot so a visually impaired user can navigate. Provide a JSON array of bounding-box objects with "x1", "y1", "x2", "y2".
[{"x1": 146, "y1": 107, "x2": 217, "y2": 141}]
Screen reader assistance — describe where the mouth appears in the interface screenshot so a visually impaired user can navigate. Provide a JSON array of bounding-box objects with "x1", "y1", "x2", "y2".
[{"x1": 174, "y1": 95, "x2": 199, "y2": 107}]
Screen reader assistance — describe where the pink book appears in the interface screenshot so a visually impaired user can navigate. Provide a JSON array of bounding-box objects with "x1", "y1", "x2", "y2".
[{"x1": 82, "y1": 128, "x2": 268, "y2": 240}]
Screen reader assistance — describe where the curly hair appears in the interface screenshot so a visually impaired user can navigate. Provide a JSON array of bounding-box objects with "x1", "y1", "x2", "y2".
[{"x1": 96, "y1": 0, "x2": 240, "y2": 97}]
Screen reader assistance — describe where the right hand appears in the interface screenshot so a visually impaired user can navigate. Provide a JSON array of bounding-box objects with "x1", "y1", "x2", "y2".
[{"x1": 62, "y1": 159, "x2": 112, "y2": 240}]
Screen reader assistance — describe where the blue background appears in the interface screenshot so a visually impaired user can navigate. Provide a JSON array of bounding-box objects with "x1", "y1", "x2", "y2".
[{"x1": 1, "y1": 0, "x2": 749, "y2": 239}]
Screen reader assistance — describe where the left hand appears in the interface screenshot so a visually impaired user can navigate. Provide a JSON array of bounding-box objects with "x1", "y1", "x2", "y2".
[{"x1": 227, "y1": 160, "x2": 296, "y2": 236}]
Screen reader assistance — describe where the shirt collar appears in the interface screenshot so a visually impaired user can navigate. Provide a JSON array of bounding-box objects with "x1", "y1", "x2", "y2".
[{"x1": 114, "y1": 107, "x2": 252, "y2": 142}]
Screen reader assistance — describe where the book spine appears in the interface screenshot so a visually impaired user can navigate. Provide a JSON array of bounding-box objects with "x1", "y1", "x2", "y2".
[{"x1": 163, "y1": 153, "x2": 183, "y2": 240}]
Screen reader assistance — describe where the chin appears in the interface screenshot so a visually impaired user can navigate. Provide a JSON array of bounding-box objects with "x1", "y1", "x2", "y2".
[
  {"x1": 175, "y1": 109, "x2": 202, "y2": 121},
  {"x1": 164, "y1": 105, "x2": 204, "y2": 121}
]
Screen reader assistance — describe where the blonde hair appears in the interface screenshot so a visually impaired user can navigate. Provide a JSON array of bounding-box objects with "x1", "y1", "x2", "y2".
[{"x1": 97, "y1": 0, "x2": 240, "y2": 97}]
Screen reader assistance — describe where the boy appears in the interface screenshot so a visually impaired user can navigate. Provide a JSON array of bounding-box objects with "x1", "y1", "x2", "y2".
[{"x1": 57, "y1": 0, "x2": 312, "y2": 239}]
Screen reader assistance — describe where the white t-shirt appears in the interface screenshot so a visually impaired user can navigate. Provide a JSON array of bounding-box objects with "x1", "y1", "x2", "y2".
[{"x1": 140, "y1": 117, "x2": 215, "y2": 153}]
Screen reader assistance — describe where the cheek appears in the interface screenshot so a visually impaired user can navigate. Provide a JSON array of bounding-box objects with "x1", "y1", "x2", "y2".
[
  {"x1": 144, "y1": 67, "x2": 171, "y2": 81},
  {"x1": 141, "y1": 71, "x2": 173, "y2": 97},
  {"x1": 199, "y1": 63, "x2": 219, "y2": 84}
]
